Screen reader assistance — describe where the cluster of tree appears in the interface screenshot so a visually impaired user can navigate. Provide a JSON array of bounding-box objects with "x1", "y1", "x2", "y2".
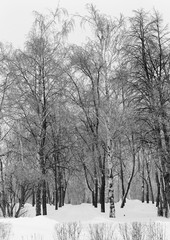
[{"x1": 0, "y1": 5, "x2": 169, "y2": 218}]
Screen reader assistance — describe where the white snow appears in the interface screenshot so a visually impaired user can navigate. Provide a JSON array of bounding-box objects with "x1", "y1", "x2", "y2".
[{"x1": 0, "y1": 200, "x2": 170, "y2": 239}]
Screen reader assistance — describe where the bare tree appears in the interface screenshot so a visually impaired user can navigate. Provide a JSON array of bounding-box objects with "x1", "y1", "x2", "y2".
[
  {"x1": 4, "y1": 9, "x2": 73, "y2": 216},
  {"x1": 126, "y1": 9, "x2": 170, "y2": 217}
]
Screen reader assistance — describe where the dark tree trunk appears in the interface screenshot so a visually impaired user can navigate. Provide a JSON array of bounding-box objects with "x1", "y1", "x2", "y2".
[
  {"x1": 42, "y1": 179, "x2": 47, "y2": 215},
  {"x1": 155, "y1": 171, "x2": 160, "y2": 208},
  {"x1": 36, "y1": 183, "x2": 41, "y2": 216},
  {"x1": 146, "y1": 180, "x2": 149, "y2": 203},
  {"x1": 54, "y1": 177, "x2": 58, "y2": 210},
  {"x1": 119, "y1": 140, "x2": 125, "y2": 200},
  {"x1": 0, "y1": 159, "x2": 6, "y2": 217},
  {"x1": 100, "y1": 173, "x2": 105, "y2": 212},
  {"x1": 59, "y1": 186, "x2": 64, "y2": 207},
  {"x1": 59, "y1": 169, "x2": 62, "y2": 208},
  {"x1": 15, "y1": 204, "x2": 22, "y2": 218},
  {"x1": 145, "y1": 156, "x2": 154, "y2": 204},
  {"x1": 20, "y1": 185, "x2": 25, "y2": 207},
  {"x1": 15, "y1": 185, "x2": 26, "y2": 218},
  {"x1": 164, "y1": 171, "x2": 170, "y2": 216},
  {"x1": 160, "y1": 174, "x2": 168, "y2": 217},
  {"x1": 141, "y1": 182, "x2": 144, "y2": 203},
  {"x1": 121, "y1": 134, "x2": 136, "y2": 208},
  {"x1": 53, "y1": 144, "x2": 59, "y2": 210},
  {"x1": 92, "y1": 190, "x2": 95, "y2": 206},
  {"x1": 62, "y1": 188, "x2": 65, "y2": 206},
  {"x1": 100, "y1": 149, "x2": 106, "y2": 212},
  {"x1": 94, "y1": 177, "x2": 98, "y2": 208},
  {"x1": 59, "y1": 187, "x2": 62, "y2": 207},
  {"x1": 32, "y1": 187, "x2": 35, "y2": 207},
  {"x1": 46, "y1": 182, "x2": 51, "y2": 205},
  {"x1": 141, "y1": 154, "x2": 145, "y2": 203},
  {"x1": 155, "y1": 171, "x2": 164, "y2": 216}
]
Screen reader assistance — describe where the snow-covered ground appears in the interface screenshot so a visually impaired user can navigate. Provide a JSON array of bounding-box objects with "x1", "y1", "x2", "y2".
[{"x1": 0, "y1": 200, "x2": 170, "y2": 239}]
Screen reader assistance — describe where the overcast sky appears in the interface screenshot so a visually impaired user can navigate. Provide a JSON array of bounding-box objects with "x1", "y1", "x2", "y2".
[{"x1": 0, "y1": 0, "x2": 169, "y2": 48}]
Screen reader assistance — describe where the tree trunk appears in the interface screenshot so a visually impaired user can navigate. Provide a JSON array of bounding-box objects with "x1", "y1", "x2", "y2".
[
  {"x1": 120, "y1": 160, "x2": 125, "y2": 201},
  {"x1": 146, "y1": 155, "x2": 154, "y2": 204},
  {"x1": 141, "y1": 182, "x2": 145, "y2": 203},
  {"x1": 146, "y1": 179, "x2": 149, "y2": 203},
  {"x1": 141, "y1": 163, "x2": 145, "y2": 203},
  {"x1": 54, "y1": 175, "x2": 58, "y2": 210},
  {"x1": 0, "y1": 159, "x2": 6, "y2": 217},
  {"x1": 108, "y1": 171, "x2": 115, "y2": 218},
  {"x1": 160, "y1": 174, "x2": 168, "y2": 217},
  {"x1": 94, "y1": 177, "x2": 98, "y2": 208},
  {"x1": 157, "y1": 125, "x2": 169, "y2": 217},
  {"x1": 32, "y1": 188, "x2": 35, "y2": 207},
  {"x1": 36, "y1": 183, "x2": 41, "y2": 216},
  {"x1": 61, "y1": 186, "x2": 65, "y2": 207},
  {"x1": 107, "y1": 120, "x2": 115, "y2": 217},
  {"x1": 155, "y1": 171, "x2": 160, "y2": 208},
  {"x1": 20, "y1": 184, "x2": 25, "y2": 207},
  {"x1": 59, "y1": 168, "x2": 62, "y2": 207},
  {"x1": 53, "y1": 151, "x2": 58, "y2": 210},
  {"x1": 100, "y1": 173, "x2": 105, "y2": 212},
  {"x1": 119, "y1": 140, "x2": 125, "y2": 200},
  {"x1": 121, "y1": 133, "x2": 136, "y2": 208},
  {"x1": 42, "y1": 179, "x2": 47, "y2": 215},
  {"x1": 92, "y1": 191, "x2": 95, "y2": 206},
  {"x1": 164, "y1": 172, "x2": 170, "y2": 216},
  {"x1": 46, "y1": 182, "x2": 52, "y2": 205}
]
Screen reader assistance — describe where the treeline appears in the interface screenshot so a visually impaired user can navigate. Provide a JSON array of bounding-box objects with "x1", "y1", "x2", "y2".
[{"x1": 0, "y1": 5, "x2": 169, "y2": 218}]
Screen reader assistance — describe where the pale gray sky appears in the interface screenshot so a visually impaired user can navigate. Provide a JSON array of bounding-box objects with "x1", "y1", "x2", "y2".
[{"x1": 0, "y1": 0, "x2": 169, "y2": 48}]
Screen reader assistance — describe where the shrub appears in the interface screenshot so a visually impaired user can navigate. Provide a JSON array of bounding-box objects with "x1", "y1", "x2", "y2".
[
  {"x1": 89, "y1": 223, "x2": 117, "y2": 240},
  {"x1": 0, "y1": 223, "x2": 11, "y2": 240},
  {"x1": 54, "y1": 222, "x2": 82, "y2": 240}
]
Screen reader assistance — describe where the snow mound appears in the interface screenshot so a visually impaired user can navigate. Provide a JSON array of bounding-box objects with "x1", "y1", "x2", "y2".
[{"x1": 0, "y1": 200, "x2": 169, "y2": 240}]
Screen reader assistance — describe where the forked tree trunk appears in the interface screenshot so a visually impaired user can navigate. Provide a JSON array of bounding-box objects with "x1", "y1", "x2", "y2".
[
  {"x1": 145, "y1": 155, "x2": 154, "y2": 204},
  {"x1": 121, "y1": 133, "x2": 136, "y2": 208},
  {"x1": 82, "y1": 162, "x2": 94, "y2": 206}
]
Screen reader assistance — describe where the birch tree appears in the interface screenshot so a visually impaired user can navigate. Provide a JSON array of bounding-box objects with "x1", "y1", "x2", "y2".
[
  {"x1": 5, "y1": 9, "x2": 73, "y2": 216},
  {"x1": 68, "y1": 5, "x2": 124, "y2": 217},
  {"x1": 84, "y1": 5, "x2": 124, "y2": 217}
]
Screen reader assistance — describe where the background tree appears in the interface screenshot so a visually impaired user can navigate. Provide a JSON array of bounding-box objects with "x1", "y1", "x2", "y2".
[{"x1": 126, "y1": 9, "x2": 170, "y2": 217}]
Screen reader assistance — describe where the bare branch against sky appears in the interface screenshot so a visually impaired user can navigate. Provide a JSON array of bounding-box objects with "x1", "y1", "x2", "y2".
[{"x1": 0, "y1": 0, "x2": 169, "y2": 47}]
